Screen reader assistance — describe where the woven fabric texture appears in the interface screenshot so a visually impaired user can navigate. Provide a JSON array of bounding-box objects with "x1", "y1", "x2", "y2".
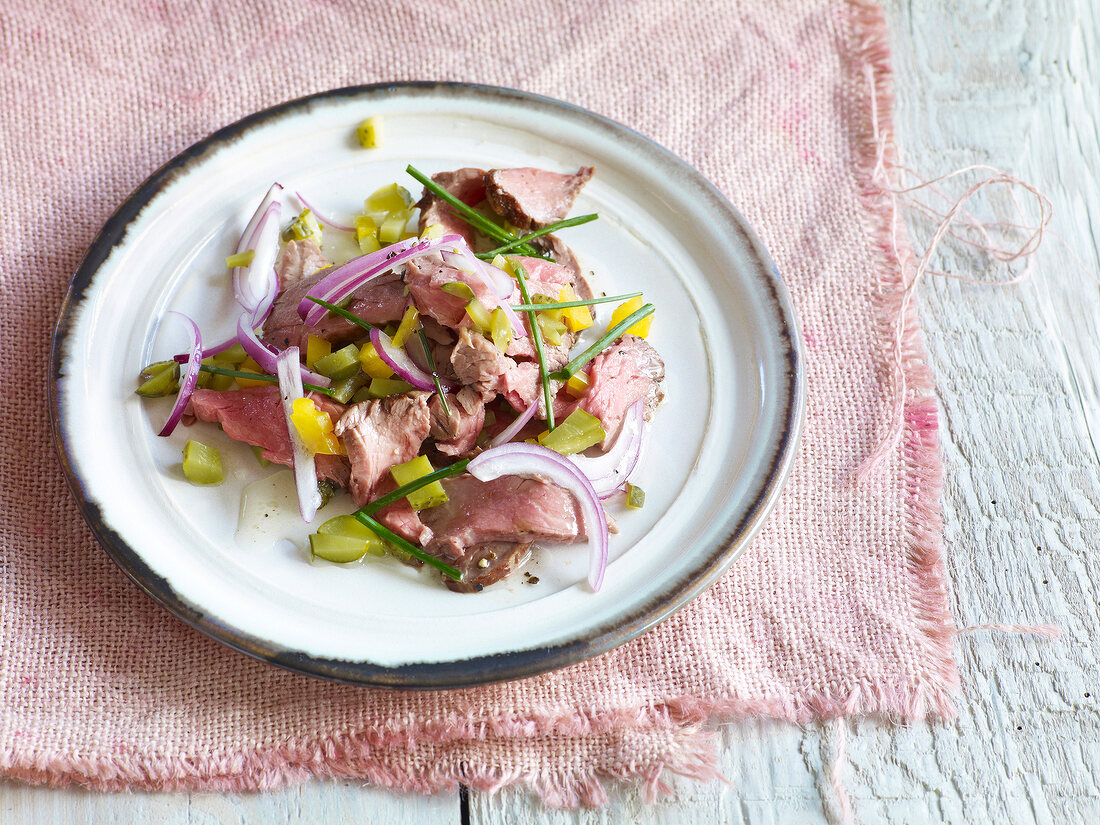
[{"x1": 0, "y1": 0, "x2": 956, "y2": 803}]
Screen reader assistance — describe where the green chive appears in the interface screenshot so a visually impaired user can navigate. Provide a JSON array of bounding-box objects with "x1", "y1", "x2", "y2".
[
  {"x1": 473, "y1": 213, "x2": 599, "y2": 259},
  {"x1": 513, "y1": 260, "x2": 555, "y2": 430},
  {"x1": 305, "y1": 296, "x2": 376, "y2": 332},
  {"x1": 197, "y1": 364, "x2": 335, "y2": 396},
  {"x1": 549, "y1": 303, "x2": 656, "y2": 381},
  {"x1": 417, "y1": 327, "x2": 450, "y2": 419},
  {"x1": 353, "y1": 512, "x2": 462, "y2": 581},
  {"x1": 510, "y1": 292, "x2": 643, "y2": 311},
  {"x1": 405, "y1": 164, "x2": 541, "y2": 257}
]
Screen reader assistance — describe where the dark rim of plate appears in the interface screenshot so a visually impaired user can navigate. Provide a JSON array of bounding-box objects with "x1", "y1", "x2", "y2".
[{"x1": 50, "y1": 82, "x2": 804, "y2": 690}]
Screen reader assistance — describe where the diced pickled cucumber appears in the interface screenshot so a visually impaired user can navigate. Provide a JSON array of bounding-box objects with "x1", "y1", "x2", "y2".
[
  {"x1": 182, "y1": 440, "x2": 223, "y2": 485},
  {"x1": 312, "y1": 344, "x2": 361, "y2": 381}
]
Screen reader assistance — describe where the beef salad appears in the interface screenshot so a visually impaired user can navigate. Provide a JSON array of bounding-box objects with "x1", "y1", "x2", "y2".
[{"x1": 138, "y1": 161, "x2": 664, "y2": 592}]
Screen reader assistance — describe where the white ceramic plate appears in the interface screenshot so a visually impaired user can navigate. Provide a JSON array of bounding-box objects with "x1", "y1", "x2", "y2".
[{"x1": 51, "y1": 84, "x2": 803, "y2": 688}]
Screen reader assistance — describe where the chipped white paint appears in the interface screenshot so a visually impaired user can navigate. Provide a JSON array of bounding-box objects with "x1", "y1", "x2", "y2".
[{"x1": 4, "y1": 0, "x2": 1098, "y2": 821}]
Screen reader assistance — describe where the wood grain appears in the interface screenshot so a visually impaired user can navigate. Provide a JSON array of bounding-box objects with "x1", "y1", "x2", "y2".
[{"x1": 4, "y1": 1, "x2": 1098, "y2": 821}]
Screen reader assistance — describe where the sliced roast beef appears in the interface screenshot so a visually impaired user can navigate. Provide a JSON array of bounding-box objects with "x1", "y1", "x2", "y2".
[
  {"x1": 581, "y1": 335, "x2": 666, "y2": 448},
  {"x1": 415, "y1": 167, "x2": 488, "y2": 248},
  {"x1": 485, "y1": 166, "x2": 594, "y2": 230},
  {"x1": 334, "y1": 394, "x2": 432, "y2": 505},
  {"x1": 188, "y1": 387, "x2": 350, "y2": 486},
  {"x1": 370, "y1": 476, "x2": 434, "y2": 547},
  {"x1": 276, "y1": 239, "x2": 330, "y2": 287},
  {"x1": 262, "y1": 269, "x2": 407, "y2": 350},
  {"x1": 444, "y1": 542, "x2": 532, "y2": 593},
  {"x1": 405, "y1": 257, "x2": 500, "y2": 332},
  {"x1": 532, "y1": 233, "x2": 584, "y2": 285},
  {"x1": 420, "y1": 474, "x2": 583, "y2": 560},
  {"x1": 429, "y1": 386, "x2": 486, "y2": 456}
]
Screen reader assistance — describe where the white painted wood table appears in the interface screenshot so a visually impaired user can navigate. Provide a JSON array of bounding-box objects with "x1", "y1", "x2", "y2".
[{"x1": 5, "y1": 1, "x2": 1098, "y2": 822}]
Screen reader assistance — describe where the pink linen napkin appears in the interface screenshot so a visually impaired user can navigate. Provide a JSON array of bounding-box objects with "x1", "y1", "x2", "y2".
[{"x1": 0, "y1": 0, "x2": 957, "y2": 804}]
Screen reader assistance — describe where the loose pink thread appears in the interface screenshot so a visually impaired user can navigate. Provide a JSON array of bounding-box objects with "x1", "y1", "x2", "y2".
[{"x1": 857, "y1": 64, "x2": 1054, "y2": 479}]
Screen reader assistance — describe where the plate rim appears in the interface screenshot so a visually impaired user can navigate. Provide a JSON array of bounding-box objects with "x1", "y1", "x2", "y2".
[{"x1": 50, "y1": 81, "x2": 805, "y2": 689}]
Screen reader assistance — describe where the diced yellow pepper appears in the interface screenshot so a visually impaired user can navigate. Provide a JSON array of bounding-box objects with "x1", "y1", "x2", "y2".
[
  {"x1": 559, "y1": 285, "x2": 593, "y2": 332},
  {"x1": 391, "y1": 305, "x2": 419, "y2": 348},
  {"x1": 358, "y1": 341, "x2": 394, "y2": 379},
  {"x1": 356, "y1": 116, "x2": 382, "y2": 148},
  {"x1": 491, "y1": 255, "x2": 515, "y2": 277},
  {"x1": 566, "y1": 370, "x2": 590, "y2": 398},
  {"x1": 609, "y1": 295, "x2": 654, "y2": 338},
  {"x1": 366, "y1": 183, "x2": 412, "y2": 214},
  {"x1": 289, "y1": 397, "x2": 345, "y2": 455},
  {"x1": 234, "y1": 356, "x2": 270, "y2": 388},
  {"x1": 305, "y1": 334, "x2": 332, "y2": 369},
  {"x1": 420, "y1": 223, "x2": 445, "y2": 240}
]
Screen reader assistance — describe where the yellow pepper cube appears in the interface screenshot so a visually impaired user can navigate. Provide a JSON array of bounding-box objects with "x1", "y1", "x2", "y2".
[
  {"x1": 234, "y1": 356, "x2": 270, "y2": 388},
  {"x1": 391, "y1": 305, "x2": 420, "y2": 348},
  {"x1": 289, "y1": 397, "x2": 345, "y2": 455},
  {"x1": 565, "y1": 370, "x2": 590, "y2": 398},
  {"x1": 305, "y1": 334, "x2": 332, "y2": 369},
  {"x1": 358, "y1": 341, "x2": 394, "y2": 379},
  {"x1": 559, "y1": 285, "x2": 593, "y2": 332},
  {"x1": 609, "y1": 295, "x2": 654, "y2": 338}
]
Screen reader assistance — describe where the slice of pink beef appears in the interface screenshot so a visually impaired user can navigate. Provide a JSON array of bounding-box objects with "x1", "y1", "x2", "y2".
[
  {"x1": 370, "y1": 475, "x2": 434, "y2": 548},
  {"x1": 188, "y1": 387, "x2": 350, "y2": 486},
  {"x1": 334, "y1": 394, "x2": 432, "y2": 506},
  {"x1": 428, "y1": 386, "x2": 486, "y2": 456},
  {"x1": 485, "y1": 166, "x2": 594, "y2": 230},
  {"x1": 405, "y1": 257, "x2": 501, "y2": 332},
  {"x1": 262, "y1": 269, "x2": 407, "y2": 350},
  {"x1": 276, "y1": 239, "x2": 330, "y2": 287},
  {"x1": 580, "y1": 335, "x2": 666, "y2": 448},
  {"x1": 415, "y1": 167, "x2": 488, "y2": 248},
  {"x1": 419, "y1": 474, "x2": 583, "y2": 561}
]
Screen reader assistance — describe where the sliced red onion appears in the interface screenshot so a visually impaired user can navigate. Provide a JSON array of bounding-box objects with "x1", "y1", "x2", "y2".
[
  {"x1": 370, "y1": 327, "x2": 435, "y2": 391},
  {"x1": 568, "y1": 400, "x2": 645, "y2": 498},
  {"x1": 489, "y1": 402, "x2": 538, "y2": 447},
  {"x1": 175, "y1": 267, "x2": 279, "y2": 365},
  {"x1": 298, "y1": 234, "x2": 462, "y2": 326},
  {"x1": 237, "y1": 311, "x2": 331, "y2": 388},
  {"x1": 158, "y1": 311, "x2": 202, "y2": 437},
  {"x1": 276, "y1": 346, "x2": 321, "y2": 523},
  {"x1": 295, "y1": 190, "x2": 355, "y2": 232},
  {"x1": 233, "y1": 184, "x2": 283, "y2": 311},
  {"x1": 439, "y1": 249, "x2": 526, "y2": 337},
  {"x1": 468, "y1": 443, "x2": 609, "y2": 591}
]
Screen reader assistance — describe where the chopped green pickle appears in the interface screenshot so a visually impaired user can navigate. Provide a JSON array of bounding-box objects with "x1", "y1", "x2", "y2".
[
  {"x1": 366, "y1": 183, "x2": 412, "y2": 214},
  {"x1": 217, "y1": 343, "x2": 249, "y2": 366},
  {"x1": 250, "y1": 445, "x2": 271, "y2": 468},
  {"x1": 282, "y1": 208, "x2": 323, "y2": 243},
  {"x1": 329, "y1": 372, "x2": 368, "y2": 404},
  {"x1": 626, "y1": 483, "x2": 646, "y2": 509},
  {"x1": 390, "y1": 455, "x2": 449, "y2": 510},
  {"x1": 312, "y1": 514, "x2": 386, "y2": 561},
  {"x1": 537, "y1": 409, "x2": 606, "y2": 456},
  {"x1": 308, "y1": 533, "x2": 371, "y2": 564},
  {"x1": 312, "y1": 344, "x2": 362, "y2": 381},
  {"x1": 317, "y1": 479, "x2": 340, "y2": 510},
  {"x1": 135, "y1": 361, "x2": 179, "y2": 397},
  {"x1": 367, "y1": 377, "x2": 413, "y2": 398},
  {"x1": 465, "y1": 297, "x2": 493, "y2": 334},
  {"x1": 490, "y1": 307, "x2": 512, "y2": 353},
  {"x1": 225, "y1": 250, "x2": 255, "y2": 269},
  {"x1": 182, "y1": 440, "x2": 223, "y2": 485},
  {"x1": 440, "y1": 281, "x2": 476, "y2": 302},
  {"x1": 378, "y1": 209, "x2": 411, "y2": 244}
]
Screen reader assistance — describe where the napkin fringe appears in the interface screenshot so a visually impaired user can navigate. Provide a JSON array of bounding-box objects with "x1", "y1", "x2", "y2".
[{"x1": 848, "y1": 0, "x2": 960, "y2": 720}]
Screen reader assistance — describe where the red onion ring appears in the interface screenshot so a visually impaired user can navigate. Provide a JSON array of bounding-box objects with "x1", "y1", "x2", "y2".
[
  {"x1": 298, "y1": 235, "x2": 463, "y2": 326},
  {"x1": 237, "y1": 311, "x2": 331, "y2": 388},
  {"x1": 468, "y1": 443, "x2": 609, "y2": 591},
  {"x1": 174, "y1": 267, "x2": 279, "y2": 365},
  {"x1": 276, "y1": 346, "x2": 321, "y2": 522},
  {"x1": 489, "y1": 402, "x2": 537, "y2": 447},
  {"x1": 568, "y1": 400, "x2": 645, "y2": 498},
  {"x1": 157, "y1": 311, "x2": 202, "y2": 437},
  {"x1": 370, "y1": 327, "x2": 435, "y2": 391},
  {"x1": 295, "y1": 190, "x2": 355, "y2": 232},
  {"x1": 233, "y1": 184, "x2": 283, "y2": 311}
]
